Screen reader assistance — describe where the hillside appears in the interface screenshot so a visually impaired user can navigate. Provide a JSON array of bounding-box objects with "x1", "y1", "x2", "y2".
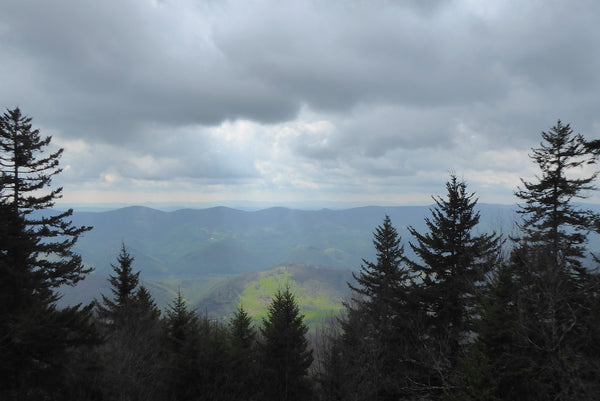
[
  {"x1": 59, "y1": 264, "x2": 354, "y2": 328},
  {"x1": 193, "y1": 264, "x2": 354, "y2": 325},
  {"x1": 58, "y1": 203, "x2": 600, "y2": 325},
  {"x1": 69, "y1": 204, "x2": 520, "y2": 278}
]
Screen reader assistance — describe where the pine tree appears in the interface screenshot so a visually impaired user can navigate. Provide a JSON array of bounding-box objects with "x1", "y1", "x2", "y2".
[
  {"x1": 514, "y1": 120, "x2": 598, "y2": 271},
  {"x1": 97, "y1": 244, "x2": 140, "y2": 325},
  {"x1": 260, "y1": 286, "x2": 313, "y2": 401},
  {"x1": 228, "y1": 305, "x2": 258, "y2": 399},
  {"x1": 230, "y1": 304, "x2": 256, "y2": 352},
  {"x1": 507, "y1": 121, "x2": 600, "y2": 399},
  {"x1": 163, "y1": 290, "x2": 202, "y2": 401},
  {"x1": 348, "y1": 215, "x2": 409, "y2": 321},
  {"x1": 163, "y1": 292, "x2": 233, "y2": 401},
  {"x1": 0, "y1": 107, "x2": 92, "y2": 287},
  {"x1": 133, "y1": 284, "x2": 161, "y2": 321},
  {"x1": 408, "y1": 175, "x2": 502, "y2": 382},
  {"x1": 196, "y1": 316, "x2": 232, "y2": 401},
  {"x1": 450, "y1": 263, "x2": 533, "y2": 401},
  {"x1": 0, "y1": 107, "x2": 96, "y2": 400},
  {"x1": 96, "y1": 246, "x2": 164, "y2": 401},
  {"x1": 334, "y1": 215, "x2": 429, "y2": 400}
]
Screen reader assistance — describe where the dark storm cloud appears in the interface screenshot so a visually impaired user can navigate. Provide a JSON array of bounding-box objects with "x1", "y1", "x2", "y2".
[
  {"x1": 212, "y1": 0, "x2": 508, "y2": 112},
  {"x1": 3, "y1": 0, "x2": 599, "y2": 135},
  {"x1": 0, "y1": 0, "x2": 506, "y2": 139},
  {"x1": 0, "y1": 0, "x2": 300, "y2": 142}
]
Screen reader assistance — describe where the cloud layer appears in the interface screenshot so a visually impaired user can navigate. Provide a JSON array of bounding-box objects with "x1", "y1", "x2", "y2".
[{"x1": 1, "y1": 0, "x2": 599, "y2": 207}]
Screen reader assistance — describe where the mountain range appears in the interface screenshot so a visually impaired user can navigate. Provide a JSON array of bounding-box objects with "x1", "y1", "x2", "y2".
[
  {"x1": 69, "y1": 204, "x2": 520, "y2": 277},
  {"x1": 58, "y1": 203, "x2": 600, "y2": 322}
]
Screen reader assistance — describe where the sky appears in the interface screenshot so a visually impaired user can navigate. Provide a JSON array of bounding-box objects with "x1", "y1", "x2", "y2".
[{"x1": 2, "y1": 0, "x2": 600, "y2": 209}]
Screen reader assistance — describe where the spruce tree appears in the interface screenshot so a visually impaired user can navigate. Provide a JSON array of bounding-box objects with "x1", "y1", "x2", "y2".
[
  {"x1": 0, "y1": 107, "x2": 92, "y2": 286},
  {"x1": 163, "y1": 290, "x2": 202, "y2": 401},
  {"x1": 163, "y1": 292, "x2": 233, "y2": 401},
  {"x1": 96, "y1": 246, "x2": 164, "y2": 401},
  {"x1": 196, "y1": 316, "x2": 232, "y2": 401},
  {"x1": 508, "y1": 121, "x2": 600, "y2": 399},
  {"x1": 97, "y1": 244, "x2": 140, "y2": 325},
  {"x1": 260, "y1": 286, "x2": 313, "y2": 401},
  {"x1": 348, "y1": 215, "x2": 409, "y2": 321},
  {"x1": 408, "y1": 175, "x2": 502, "y2": 380},
  {"x1": 230, "y1": 304, "x2": 256, "y2": 352},
  {"x1": 514, "y1": 120, "x2": 598, "y2": 271},
  {"x1": 336, "y1": 215, "x2": 428, "y2": 400},
  {"x1": 133, "y1": 284, "x2": 161, "y2": 321},
  {"x1": 228, "y1": 305, "x2": 258, "y2": 399},
  {"x1": 450, "y1": 263, "x2": 533, "y2": 401},
  {"x1": 0, "y1": 107, "x2": 95, "y2": 399}
]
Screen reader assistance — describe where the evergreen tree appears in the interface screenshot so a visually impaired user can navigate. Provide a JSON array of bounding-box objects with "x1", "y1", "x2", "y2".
[
  {"x1": 507, "y1": 121, "x2": 600, "y2": 399},
  {"x1": 230, "y1": 304, "x2": 256, "y2": 352},
  {"x1": 196, "y1": 316, "x2": 232, "y2": 401},
  {"x1": 162, "y1": 292, "x2": 233, "y2": 401},
  {"x1": 96, "y1": 245, "x2": 164, "y2": 401},
  {"x1": 228, "y1": 305, "x2": 259, "y2": 400},
  {"x1": 0, "y1": 108, "x2": 96, "y2": 400},
  {"x1": 407, "y1": 175, "x2": 502, "y2": 388},
  {"x1": 0, "y1": 107, "x2": 92, "y2": 286},
  {"x1": 97, "y1": 244, "x2": 140, "y2": 325},
  {"x1": 514, "y1": 120, "x2": 598, "y2": 271},
  {"x1": 332, "y1": 215, "x2": 428, "y2": 400},
  {"x1": 348, "y1": 215, "x2": 409, "y2": 321},
  {"x1": 133, "y1": 284, "x2": 161, "y2": 321},
  {"x1": 163, "y1": 290, "x2": 202, "y2": 401},
  {"x1": 450, "y1": 263, "x2": 532, "y2": 401},
  {"x1": 260, "y1": 286, "x2": 313, "y2": 401}
]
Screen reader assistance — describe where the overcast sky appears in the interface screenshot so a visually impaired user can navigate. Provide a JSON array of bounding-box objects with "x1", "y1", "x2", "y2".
[{"x1": 2, "y1": 0, "x2": 600, "y2": 208}]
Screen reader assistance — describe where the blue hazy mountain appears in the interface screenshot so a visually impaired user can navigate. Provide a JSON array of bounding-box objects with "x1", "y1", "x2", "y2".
[
  {"x1": 69, "y1": 204, "x2": 521, "y2": 278},
  {"x1": 59, "y1": 203, "x2": 600, "y2": 317}
]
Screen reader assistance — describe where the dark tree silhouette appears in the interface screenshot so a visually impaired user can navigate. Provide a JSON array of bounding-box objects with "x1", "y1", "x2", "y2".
[
  {"x1": 515, "y1": 120, "x2": 598, "y2": 271},
  {"x1": 228, "y1": 305, "x2": 259, "y2": 399},
  {"x1": 450, "y1": 263, "x2": 533, "y2": 401},
  {"x1": 0, "y1": 107, "x2": 95, "y2": 400},
  {"x1": 260, "y1": 286, "x2": 313, "y2": 401},
  {"x1": 0, "y1": 107, "x2": 92, "y2": 287},
  {"x1": 97, "y1": 244, "x2": 140, "y2": 326},
  {"x1": 95, "y1": 246, "x2": 164, "y2": 401},
  {"x1": 408, "y1": 175, "x2": 502, "y2": 392},
  {"x1": 348, "y1": 215, "x2": 409, "y2": 320},
  {"x1": 506, "y1": 121, "x2": 600, "y2": 400},
  {"x1": 332, "y1": 215, "x2": 429, "y2": 400},
  {"x1": 133, "y1": 284, "x2": 161, "y2": 321},
  {"x1": 230, "y1": 304, "x2": 256, "y2": 352},
  {"x1": 163, "y1": 289, "x2": 202, "y2": 401}
]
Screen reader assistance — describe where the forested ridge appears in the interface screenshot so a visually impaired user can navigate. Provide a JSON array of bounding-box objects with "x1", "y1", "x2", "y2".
[{"x1": 3, "y1": 108, "x2": 600, "y2": 400}]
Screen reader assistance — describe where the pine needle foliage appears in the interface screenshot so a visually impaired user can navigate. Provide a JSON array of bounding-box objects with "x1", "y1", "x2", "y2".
[
  {"x1": 0, "y1": 107, "x2": 92, "y2": 289},
  {"x1": 408, "y1": 175, "x2": 502, "y2": 367},
  {"x1": 230, "y1": 304, "x2": 256, "y2": 352},
  {"x1": 348, "y1": 214, "x2": 409, "y2": 318},
  {"x1": 260, "y1": 286, "x2": 313, "y2": 401},
  {"x1": 98, "y1": 244, "x2": 140, "y2": 324},
  {"x1": 515, "y1": 120, "x2": 599, "y2": 270},
  {"x1": 0, "y1": 107, "x2": 95, "y2": 399}
]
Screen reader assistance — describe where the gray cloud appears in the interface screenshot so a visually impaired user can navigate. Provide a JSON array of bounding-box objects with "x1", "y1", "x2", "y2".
[{"x1": 2, "y1": 0, "x2": 600, "y2": 205}]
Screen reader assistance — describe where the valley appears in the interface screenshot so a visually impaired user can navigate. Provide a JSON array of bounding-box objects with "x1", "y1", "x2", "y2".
[
  {"x1": 59, "y1": 203, "x2": 600, "y2": 325},
  {"x1": 59, "y1": 204, "x2": 522, "y2": 323}
]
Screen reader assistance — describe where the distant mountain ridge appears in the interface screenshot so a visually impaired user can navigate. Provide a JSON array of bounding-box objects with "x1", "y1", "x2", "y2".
[
  {"x1": 69, "y1": 204, "x2": 521, "y2": 278},
  {"x1": 59, "y1": 203, "x2": 600, "y2": 322}
]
